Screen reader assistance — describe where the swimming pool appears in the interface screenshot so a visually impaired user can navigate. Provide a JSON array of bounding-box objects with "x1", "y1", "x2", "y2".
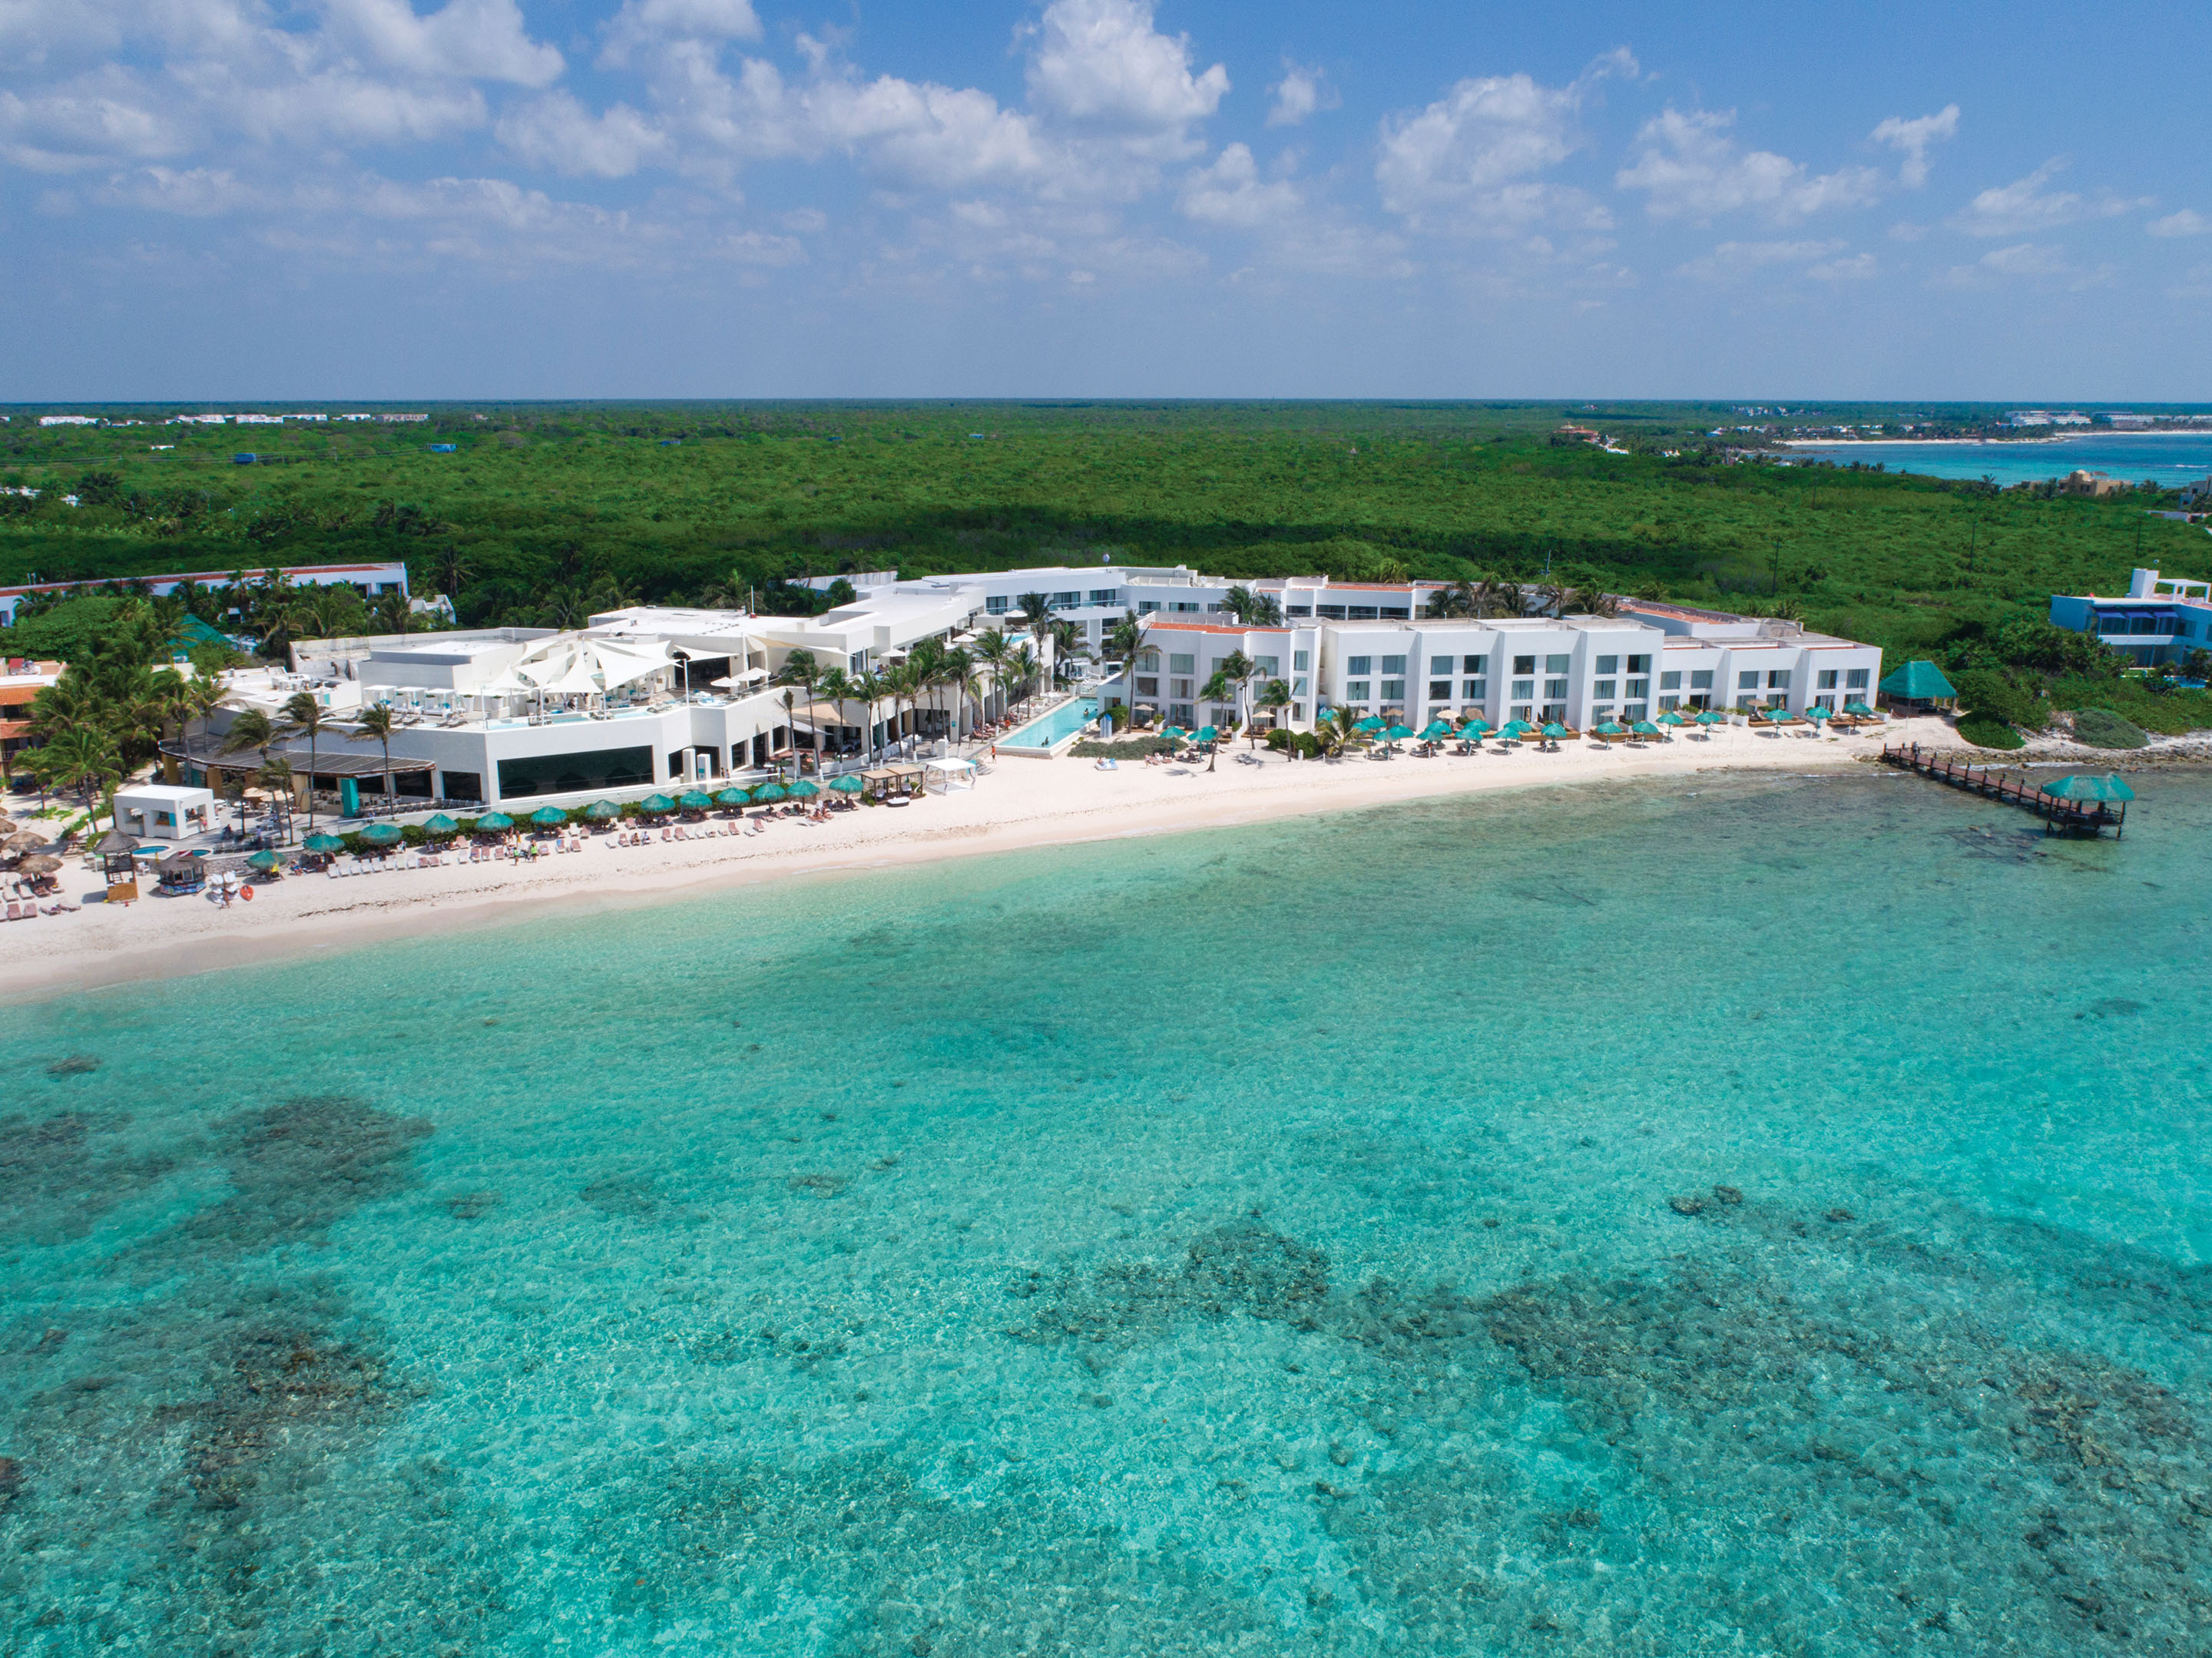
[{"x1": 1001, "y1": 697, "x2": 1098, "y2": 750}]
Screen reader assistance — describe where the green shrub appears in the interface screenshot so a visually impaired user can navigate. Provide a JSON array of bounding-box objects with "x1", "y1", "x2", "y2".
[
  {"x1": 1070, "y1": 737, "x2": 1174, "y2": 758},
  {"x1": 1949, "y1": 667, "x2": 2044, "y2": 730},
  {"x1": 2069, "y1": 707, "x2": 2150, "y2": 750},
  {"x1": 1955, "y1": 714, "x2": 2024, "y2": 750}
]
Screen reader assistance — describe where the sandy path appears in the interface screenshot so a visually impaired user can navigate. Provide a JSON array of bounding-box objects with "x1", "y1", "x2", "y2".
[{"x1": 11, "y1": 720, "x2": 1951, "y2": 1000}]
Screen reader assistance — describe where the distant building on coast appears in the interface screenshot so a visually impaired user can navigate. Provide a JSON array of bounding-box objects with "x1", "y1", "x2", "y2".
[
  {"x1": 0, "y1": 657, "x2": 65, "y2": 769},
  {"x1": 0, "y1": 561, "x2": 411, "y2": 627},
  {"x1": 2051, "y1": 567, "x2": 2212, "y2": 667}
]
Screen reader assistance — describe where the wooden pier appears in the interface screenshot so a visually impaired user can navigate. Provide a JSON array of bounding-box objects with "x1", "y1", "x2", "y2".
[{"x1": 1879, "y1": 744, "x2": 2127, "y2": 836}]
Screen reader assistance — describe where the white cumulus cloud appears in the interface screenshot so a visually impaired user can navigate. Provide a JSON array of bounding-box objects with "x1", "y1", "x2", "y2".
[
  {"x1": 1376, "y1": 48, "x2": 1634, "y2": 236},
  {"x1": 1267, "y1": 61, "x2": 1337, "y2": 129},
  {"x1": 496, "y1": 91, "x2": 666, "y2": 178},
  {"x1": 1618, "y1": 108, "x2": 1882, "y2": 223},
  {"x1": 2149, "y1": 209, "x2": 2210, "y2": 238},
  {"x1": 1949, "y1": 160, "x2": 2135, "y2": 237},
  {"x1": 1871, "y1": 104, "x2": 1959, "y2": 188}
]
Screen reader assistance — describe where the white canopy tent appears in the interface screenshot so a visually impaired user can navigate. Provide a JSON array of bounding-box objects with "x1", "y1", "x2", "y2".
[{"x1": 921, "y1": 756, "x2": 977, "y2": 792}]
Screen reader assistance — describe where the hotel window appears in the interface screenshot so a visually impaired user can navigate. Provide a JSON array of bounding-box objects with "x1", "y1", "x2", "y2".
[
  {"x1": 1051, "y1": 591, "x2": 1081, "y2": 608},
  {"x1": 1817, "y1": 669, "x2": 1839, "y2": 690},
  {"x1": 1627, "y1": 678, "x2": 1649, "y2": 700},
  {"x1": 1345, "y1": 680, "x2": 1371, "y2": 703},
  {"x1": 1628, "y1": 654, "x2": 1651, "y2": 674},
  {"x1": 1171, "y1": 679, "x2": 1194, "y2": 699},
  {"x1": 1661, "y1": 671, "x2": 1681, "y2": 690},
  {"x1": 1348, "y1": 606, "x2": 1379, "y2": 621},
  {"x1": 1171, "y1": 602, "x2": 1200, "y2": 614},
  {"x1": 986, "y1": 596, "x2": 1010, "y2": 614},
  {"x1": 1463, "y1": 654, "x2": 1488, "y2": 674},
  {"x1": 1429, "y1": 680, "x2": 1452, "y2": 701},
  {"x1": 1660, "y1": 695, "x2": 1681, "y2": 711},
  {"x1": 1293, "y1": 650, "x2": 1310, "y2": 671},
  {"x1": 1292, "y1": 703, "x2": 1306, "y2": 720},
  {"x1": 1253, "y1": 656, "x2": 1280, "y2": 677},
  {"x1": 1545, "y1": 654, "x2": 1570, "y2": 674},
  {"x1": 1690, "y1": 670, "x2": 1714, "y2": 690},
  {"x1": 1463, "y1": 679, "x2": 1487, "y2": 700},
  {"x1": 1512, "y1": 704, "x2": 1533, "y2": 721},
  {"x1": 1593, "y1": 679, "x2": 1617, "y2": 699},
  {"x1": 1135, "y1": 677, "x2": 1159, "y2": 698},
  {"x1": 1545, "y1": 677, "x2": 1569, "y2": 699},
  {"x1": 1169, "y1": 654, "x2": 1194, "y2": 674},
  {"x1": 1089, "y1": 588, "x2": 1118, "y2": 604},
  {"x1": 1738, "y1": 670, "x2": 1760, "y2": 689},
  {"x1": 1211, "y1": 706, "x2": 1237, "y2": 726},
  {"x1": 1846, "y1": 668, "x2": 1869, "y2": 688},
  {"x1": 1291, "y1": 677, "x2": 1308, "y2": 697},
  {"x1": 1511, "y1": 677, "x2": 1534, "y2": 699},
  {"x1": 1430, "y1": 655, "x2": 1454, "y2": 675},
  {"x1": 1205, "y1": 604, "x2": 1227, "y2": 614},
  {"x1": 1346, "y1": 655, "x2": 1373, "y2": 677},
  {"x1": 1137, "y1": 651, "x2": 1159, "y2": 671},
  {"x1": 1381, "y1": 655, "x2": 1406, "y2": 676},
  {"x1": 1380, "y1": 679, "x2": 1406, "y2": 702},
  {"x1": 1513, "y1": 655, "x2": 1535, "y2": 674},
  {"x1": 1625, "y1": 703, "x2": 1649, "y2": 721},
  {"x1": 1595, "y1": 655, "x2": 1619, "y2": 675},
  {"x1": 1171, "y1": 703, "x2": 1194, "y2": 725},
  {"x1": 1768, "y1": 669, "x2": 1791, "y2": 689},
  {"x1": 1137, "y1": 601, "x2": 1161, "y2": 614},
  {"x1": 1288, "y1": 604, "x2": 1313, "y2": 617}
]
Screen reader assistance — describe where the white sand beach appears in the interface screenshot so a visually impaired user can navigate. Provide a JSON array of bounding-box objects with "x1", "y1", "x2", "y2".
[{"x1": 13, "y1": 718, "x2": 1955, "y2": 999}]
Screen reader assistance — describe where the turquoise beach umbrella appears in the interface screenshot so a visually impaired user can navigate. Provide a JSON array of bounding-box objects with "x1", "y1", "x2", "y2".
[
  {"x1": 1541, "y1": 723, "x2": 1568, "y2": 740},
  {"x1": 1194, "y1": 725, "x2": 1218, "y2": 742},
  {"x1": 584, "y1": 799, "x2": 621, "y2": 819},
  {"x1": 1382, "y1": 723, "x2": 1414, "y2": 740},
  {"x1": 829, "y1": 776, "x2": 864, "y2": 794},
  {"x1": 1500, "y1": 720, "x2": 1534, "y2": 739},
  {"x1": 638, "y1": 794, "x2": 675, "y2": 814},
  {"x1": 422, "y1": 812, "x2": 459, "y2": 836},
  {"x1": 1354, "y1": 716, "x2": 1385, "y2": 733},
  {"x1": 246, "y1": 849, "x2": 280, "y2": 870},
  {"x1": 1658, "y1": 711, "x2": 1686, "y2": 726},
  {"x1": 717, "y1": 786, "x2": 752, "y2": 806},
  {"x1": 677, "y1": 790, "x2": 714, "y2": 810},
  {"x1": 1631, "y1": 720, "x2": 1661, "y2": 736},
  {"x1": 1696, "y1": 711, "x2": 1725, "y2": 726},
  {"x1": 303, "y1": 832, "x2": 344, "y2": 852},
  {"x1": 1806, "y1": 704, "x2": 1833, "y2": 722},
  {"x1": 790, "y1": 779, "x2": 820, "y2": 798},
  {"x1": 1457, "y1": 717, "x2": 1492, "y2": 736},
  {"x1": 2039, "y1": 773, "x2": 2135, "y2": 803},
  {"x1": 752, "y1": 782, "x2": 787, "y2": 803},
  {"x1": 475, "y1": 811, "x2": 513, "y2": 831},
  {"x1": 1595, "y1": 721, "x2": 1627, "y2": 736},
  {"x1": 530, "y1": 806, "x2": 569, "y2": 827},
  {"x1": 359, "y1": 822, "x2": 403, "y2": 845},
  {"x1": 1419, "y1": 720, "x2": 1452, "y2": 740},
  {"x1": 1843, "y1": 700, "x2": 1877, "y2": 716}
]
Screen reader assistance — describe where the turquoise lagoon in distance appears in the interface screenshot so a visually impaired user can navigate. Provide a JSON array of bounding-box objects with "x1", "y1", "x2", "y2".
[
  {"x1": 3, "y1": 769, "x2": 2210, "y2": 1655},
  {"x1": 1793, "y1": 429, "x2": 2212, "y2": 488}
]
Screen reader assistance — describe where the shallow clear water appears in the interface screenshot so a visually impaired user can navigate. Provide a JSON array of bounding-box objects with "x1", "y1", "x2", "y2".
[
  {"x1": 1002, "y1": 696, "x2": 1099, "y2": 750},
  {"x1": 1796, "y1": 431, "x2": 2212, "y2": 487},
  {"x1": 5, "y1": 768, "x2": 2211, "y2": 1656}
]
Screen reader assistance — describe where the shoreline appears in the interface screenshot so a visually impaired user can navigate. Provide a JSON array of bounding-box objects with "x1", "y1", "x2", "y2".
[{"x1": 11, "y1": 717, "x2": 1961, "y2": 1003}]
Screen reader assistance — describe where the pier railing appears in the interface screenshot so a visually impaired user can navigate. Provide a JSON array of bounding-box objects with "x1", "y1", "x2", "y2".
[{"x1": 1878, "y1": 744, "x2": 2124, "y2": 836}]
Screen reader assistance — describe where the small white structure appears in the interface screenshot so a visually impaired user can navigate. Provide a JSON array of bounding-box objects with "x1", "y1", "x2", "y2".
[
  {"x1": 113, "y1": 783, "x2": 217, "y2": 840},
  {"x1": 922, "y1": 756, "x2": 978, "y2": 792}
]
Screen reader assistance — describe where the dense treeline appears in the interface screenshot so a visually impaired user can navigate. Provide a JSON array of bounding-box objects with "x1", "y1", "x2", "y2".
[{"x1": 4, "y1": 402, "x2": 2205, "y2": 687}]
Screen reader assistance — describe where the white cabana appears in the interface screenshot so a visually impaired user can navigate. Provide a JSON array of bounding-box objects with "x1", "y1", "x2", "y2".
[
  {"x1": 113, "y1": 783, "x2": 217, "y2": 840},
  {"x1": 922, "y1": 756, "x2": 977, "y2": 793}
]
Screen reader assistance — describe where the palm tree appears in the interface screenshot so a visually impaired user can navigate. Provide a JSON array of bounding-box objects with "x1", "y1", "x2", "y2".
[
  {"x1": 1222, "y1": 584, "x2": 1258, "y2": 624},
  {"x1": 816, "y1": 666, "x2": 854, "y2": 763},
  {"x1": 32, "y1": 727, "x2": 121, "y2": 831},
  {"x1": 1103, "y1": 608, "x2": 1147, "y2": 715},
  {"x1": 370, "y1": 587, "x2": 413, "y2": 636},
  {"x1": 1257, "y1": 677, "x2": 1293, "y2": 736},
  {"x1": 1048, "y1": 618, "x2": 1089, "y2": 687},
  {"x1": 1216, "y1": 649, "x2": 1256, "y2": 732},
  {"x1": 972, "y1": 630, "x2": 1014, "y2": 723},
  {"x1": 1534, "y1": 582, "x2": 1568, "y2": 619},
  {"x1": 937, "y1": 645, "x2": 974, "y2": 741},
  {"x1": 257, "y1": 756, "x2": 296, "y2": 844},
  {"x1": 281, "y1": 690, "x2": 336, "y2": 830},
  {"x1": 1247, "y1": 591, "x2": 1284, "y2": 626},
  {"x1": 853, "y1": 670, "x2": 890, "y2": 763},
  {"x1": 1426, "y1": 581, "x2": 1477, "y2": 620},
  {"x1": 1006, "y1": 644, "x2": 1039, "y2": 705},
  {"x1": 349, "y1": 703, "x2": 399, "y2": 816},
  {"x1": 220, "y1": 706, "x2": 283, "y2": 836},
  {"x1": 776, "y1": 649, "x2": 820, "y2": 771},
  {"x1": 1198, "y1": 670, "x2": 1233, "y2": 770}
]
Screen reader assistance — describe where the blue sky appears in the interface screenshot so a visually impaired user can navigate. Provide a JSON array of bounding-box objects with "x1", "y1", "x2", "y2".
[{"x1": 5, "y1": 0, "x2": 2209, "y2": 400}]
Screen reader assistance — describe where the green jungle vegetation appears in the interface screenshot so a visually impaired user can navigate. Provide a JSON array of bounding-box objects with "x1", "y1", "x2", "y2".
[{"x1": 6, "y1": 400, "x2": 2211, "y2": 750}]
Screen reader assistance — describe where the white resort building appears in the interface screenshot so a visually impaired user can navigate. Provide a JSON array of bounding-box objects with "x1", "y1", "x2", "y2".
[{"x1": 155, "y1": 562, "x2": 1885, "y2": 811}]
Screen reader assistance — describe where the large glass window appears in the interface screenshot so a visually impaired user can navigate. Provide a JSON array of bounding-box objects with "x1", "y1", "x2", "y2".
[
  {"x1": 1738, "y1": 670, "x2": 1760, "y2": 689},
  {"x1": 1513, "y1": 655, "x2": 1535, "y2": 673},
  {"x1": 1089, "y1": 588, "x2": 1118, "y2": 603},
  {"x1": 1253, "y1": 656, "x2": 1279, "y2": 677},
  {"x1": 1628, "y1": 654, "x2": 1651, "y2": 674},
  {"x1": 1346, "y1": 655, "x2": 1373, "y2": 676},
  {"x1": 1545, "y1": 654, "x2": 1570, "y2": 673},
  {"x1": 1429, "y1": 654, "x2": 1452, "y2": 674},
  {"x1": 1511, "y1": 678, "x2": 1535, "y2": 699},
  {"x1": 1380, "y1": 655, "x2": 1406, "y2": 675},
  {"x1": 1169, "y1": 654, "x2": 1195, "y2": 674},
  {"x1": 1768, "y1": 669, "x2": 1791, "y2": 688},
  {"x1": 1462, "y1": 678, "x2": 1487, "y2": 700},
  {"x1": 1345, "y1": 680, "x2": 1371, "y2": 703},
  {"x1": 1846, "y1": 668, "x2": 1869, "y2": 689},
  {"x1": 1379, "y1": 679, "x2": 1406, "y2": 702},
  {"x1": 497, "y1": 744, "x2": 654, "y2": 799},
  {"x1": 1593, "y1": 679, "x2": 1616, "y2": 700},
  {"x1": 1627, "y1": 679, "x2": 1648, "y2": 700},
  {"x1": 1051, "y1": 591, "x2": 1081, "y2": 608},
  {"x1": 1595, "y1": 655, "x2": 1619, "y2": 675},
  {"x1": 1544, "y1": 677, "x2": 1568, "y2": 698},
  {"x1": 1428, "y1": 680, "x2": 1452, "y2": 700},
  {"x1": 986, "y1": 596, "x2": 1009, "y2": 614},
  {"x1": 1661, "y1": 671, "x2": 1681, "y2": 690},
  {"x1": 1817, "y1": 669, "x2": 1839, "y2": 689},
  {"x1": 1690, "y1": 670, "x2": 1714, "y2": 690},
  {"x1": 1293, "y1": 650, "x2": 1310, "y2": 670},
  {"x1": 1463, "y1": 654, "x2": 1488, "y2": 673}
]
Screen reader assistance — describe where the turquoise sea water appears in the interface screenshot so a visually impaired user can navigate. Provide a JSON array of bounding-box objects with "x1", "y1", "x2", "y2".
[
  {"x1": 1795, "y1": 431, "x2": 2212, "y2": 488},
  {"x1": 5, "y1": 768, "x2": 2211, "y2": 1656}
]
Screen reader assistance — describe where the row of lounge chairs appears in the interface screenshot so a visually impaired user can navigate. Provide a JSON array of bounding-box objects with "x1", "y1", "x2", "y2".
[{"x1": 2, "y1": 898, "x2": 72, "y2": 919}]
